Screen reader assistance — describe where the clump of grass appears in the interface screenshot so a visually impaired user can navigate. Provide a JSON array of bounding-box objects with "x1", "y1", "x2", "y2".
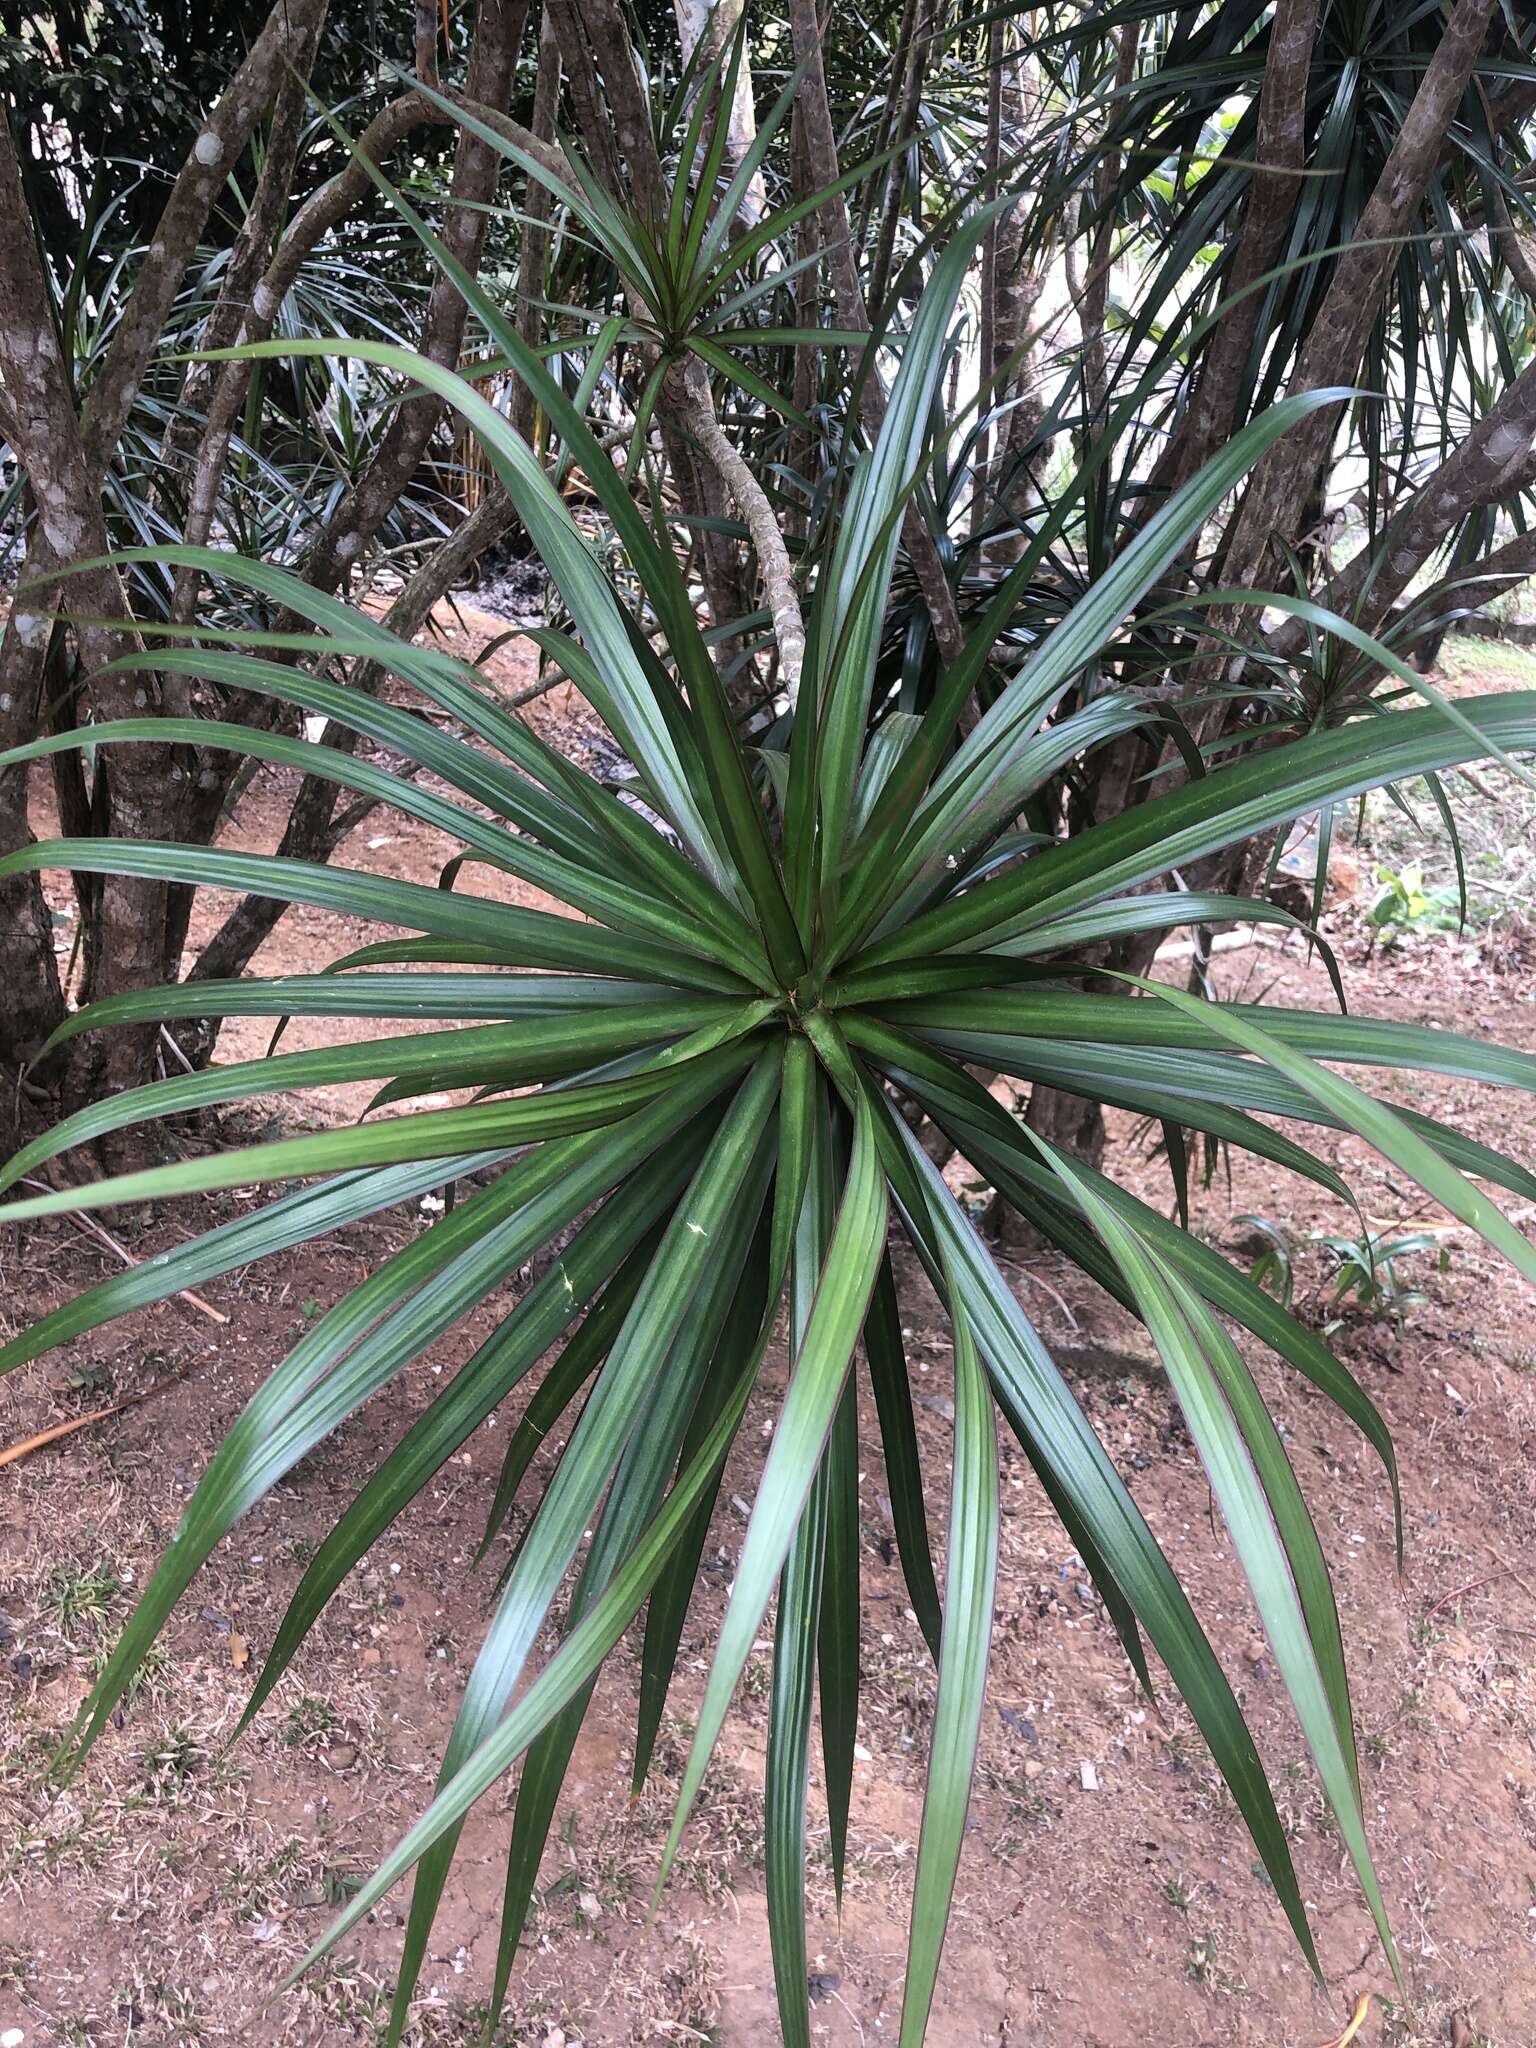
[
  {"x1": 280, "y1": 1694, "x2": 340, "y2": 1751},
  {"x1": 43, "y1": 1555, "x2": 125, "y2": 1636},
  {"x1": 140, "y1": 1723, "x2": 208, "y2": 1800}
]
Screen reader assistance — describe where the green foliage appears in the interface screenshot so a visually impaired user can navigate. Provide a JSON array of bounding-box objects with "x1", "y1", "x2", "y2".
[
  {"x1": 1317, "y1": 1229, "x2": 1443, "y2": 1332},
  {"x1": 8, "y1": 135, "x2": 1536, "y2": 2046},
  {"x1": 1239, "y1": 1215, "x2": 1443, "y2": 1335},
  {"x1": 1367, "y1": 863, "x2": 1440, "y2": 942}
]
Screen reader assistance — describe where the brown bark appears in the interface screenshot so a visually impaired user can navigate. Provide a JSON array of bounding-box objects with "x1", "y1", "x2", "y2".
[
  {"x1": 1144, "y1": 0, "x2": 1319, "y2": 506},
  {"x1": 1413, "y1": 522, "x2": 1536, "y2": 628},
  {"x1": 78, "y1": 0, "x2": 329, "y2": 478},
  {"x1": 0, "y1": 0, "x2": 328, "y2": 1097},
  {"x1": 149, "y1": 91, "x2": 457, "y2": 980},
  {"x1": 852, "y1": 0, "x2": 919, "y2": 256},
  {"x1": 972, "y1": 16, "x2": 1005, "y2": 540},
  {"x1": 169, "y1": 83, "x2": 420, "y2": 636},
  {"x1": 1266, "y1": 349, "x2": 1536, "y2": 671},
  {"x1": 984, "y1": 39, "x2": 1055, "y2": 554},
  {"x1": 866, "y1": 0, "x2": 932, "y2": 322},
  {"x1": 788, "y1": 100, "x2": 823, "y2": 540},
  {"x1": 1078, "y1": 24, "x2": 1138, "y2": 421},
  {"x1": 0, "y1": 128, "x2": 166, "y2": 1095},
  {"x1": 297, "y1": 0, "x2": 530, "y2": 602},
  {"x1": 668, "y1": 360, "x2": 807, "y2": 701},
  {"x1": 189, "y1": 0, "x2": 531, "y2": 990},
  {"x1": 787, "y1": 0, "x2": 967, "y2": 666},
  {"x1": 1025, "y1": 1080, "x2": 1106, "y2": 1173},
  {"x1": 160, "y1": 2, "x2": 329, "y2": 573},
  {"x1": 510, "y1": 11, "x2": 563, "y2": 449},
  {"x1": 545, "y1": 0, "x2": 667, "y2": 221},
  {"x1": 1215, "y1": 0, "x2": 1498, "y2": 600}
]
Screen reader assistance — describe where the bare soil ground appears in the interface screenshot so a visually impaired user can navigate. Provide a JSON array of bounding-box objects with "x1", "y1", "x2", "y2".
[{"x1": 3, "y1": 622, "x2": 1536, "y2": 2048}]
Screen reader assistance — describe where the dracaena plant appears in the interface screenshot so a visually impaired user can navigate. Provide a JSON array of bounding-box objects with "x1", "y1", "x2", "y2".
[
  {"x1": 9, "y1": 187, "x2": 1536, "y2": 2048},
  {"x1": 412, "y1": 22, "x2": 880, "y2": 463}
]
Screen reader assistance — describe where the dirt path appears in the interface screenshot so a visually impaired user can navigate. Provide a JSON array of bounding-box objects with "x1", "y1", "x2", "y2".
[{"x1": 2, "y1": 632, "x2": 1535, "y2": 2047}]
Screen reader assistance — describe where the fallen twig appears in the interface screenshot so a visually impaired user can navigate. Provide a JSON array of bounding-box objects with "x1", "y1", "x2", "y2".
[
  {"x1": 0, "y1": 1374, "x2": 182, "y2": 1469},
  {"x1": 1316, "y1": 1994, "x2": 1373, "y2": 2048},
  {"x1": 20, "y1": 1178, "x2": 228, "y2": 1324},
  {"x1": 1425, "y1": 1541, "x2": 1536, "y2": 1621},
  {"x1": 1424, "y1": 1569, "x2": 1513, "y2": 1619}
]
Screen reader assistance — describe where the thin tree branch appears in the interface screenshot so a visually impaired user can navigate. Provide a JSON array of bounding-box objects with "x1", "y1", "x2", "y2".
[
  {"x1": 1268, "y1": 351, "x2": 1536, "y2": 663},
  {"x1": 788, "y1": 0, "x2": 966, "y2": 665},
  {"x1": 189, "y1": 0, "x2": 530, "y2": 994},
  {"x1": 78, "y1": 0, "x2": 329, "y2": 480},
  {"x1": 169, "y1": 91, "x2": 443, "y2": 635},
  {"x1": 1216, "y1": 0, "x2": 1499, "y2": 596},
  {"x1": 668, "y1": 360, "x2": 806, "y2": 702},
  {"x1": 1142, "y1": 0, "x2": 1319, "y2": 509},
  {"x1": 1079, "y1": 21, "x2": 1138, "y2": 420}
]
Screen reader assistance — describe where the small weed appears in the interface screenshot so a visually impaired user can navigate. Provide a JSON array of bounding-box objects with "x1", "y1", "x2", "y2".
[
  {"x1": 281, "y1": 1694, "x2": 340, "y2": 1751},
  {"x1": 739, "y1": 1654, "x2": 771, "y2": 1701},
  {"x1": 1185, "y1": 1927, "x2": 1248, "y2": 1996},
  {"x1": 1317, "y1": 1228, "x2": 1442, "y2": 1332},
  {"x1": 1163, "y1": 1877, "x2": 1192, "y2": 1911},
  {"x1": 1235, "y1": 1213, "x2": 1294, "y2": 1309},
  {"x1": 1366, "y1": 863, "x2": 1451, "y2": 945},
  {"x1": 43, "y1": 1557, "x2": 125, "y2": 1636},
  {"x1": 141, "y1": 1723, "x2": 208, "y2": 1799},
  {"x1": 322, "y1": 1864, "x2": 365, "y2": 1908},
  {"x1": 1236, "y1": 1216, "x2": 1441, "y2": 1335}
]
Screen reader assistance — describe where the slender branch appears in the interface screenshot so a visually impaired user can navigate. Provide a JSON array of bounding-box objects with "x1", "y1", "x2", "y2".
[
  {"x1": 669, "y1": 360, "x2": 806, "y2": 703},
  {"x1": 972, "y1": 14, "x2": 1004, "y2": 539},
  {"x1": 415, "y1": 0, "x2": 442, "y2": 86},
  {"x1": 788, "y1": 0, "x2": 966, "y2": 664},
  {"x1": 1216, "y1": 0, "x2": 1499, "y2": 596},
  {"x1": 1079, "y1": 22, "x2": 1138, "y2": 419},
  {"x1": 162, "y1": 9, "x2": 328, "y2": 688},
  {"x1": 297, "y1": 0, "x2": 530, "y2": 602},
  {"x1": 78, "y1": 0, "x2": 329, "y2": 480},
  {"x1": 1142, "y1": 0, "x2": 1319, "y2": 509},
  {"x1": 511, "y1": 11, "x2": 563, "y2": 448},
  {"x1": 867, "y1": 0, "x2": 932, "y2": 320},
  {"x1": 1491, "y1": 179, "x2": 1536, "y2": 303},
  {"x1": 169, "y1": 92, "x2": 442, "y2": 636},
  {"x1": 1268, "y1": 352, "x2": 1536, "y2": 662},
  {"x1": 189, "y1": 0, "x2": 530, "y2": 995}
]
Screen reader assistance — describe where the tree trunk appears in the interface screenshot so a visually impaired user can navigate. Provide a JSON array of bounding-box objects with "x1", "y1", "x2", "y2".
[
  {"x1": 187, "y1": 0, "x2": 530, "y2": 994},
  {"x1": 673, "y1": 0, "x2": 767, "y2": 222},
  {"x1": 0, "y1": 0, "x2": 328, "y2": 1104}
]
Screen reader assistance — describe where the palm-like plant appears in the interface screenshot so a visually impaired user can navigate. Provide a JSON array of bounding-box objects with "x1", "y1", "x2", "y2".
[{"x1": 8, "y1": 174, "x2": 1536, "y2": 2048}]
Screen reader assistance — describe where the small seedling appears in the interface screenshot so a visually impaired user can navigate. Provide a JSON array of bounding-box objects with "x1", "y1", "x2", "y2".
[
  {"x1": 1235, "y1": 1214, "x2": 1294, "y2": 1309},
  {"x1": 281, "y1": 1695, "x2": 340, "y2": 1751},
  {"x1": 1318, "y1": 1228, "x2": 1441, "y2": 1333}
]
